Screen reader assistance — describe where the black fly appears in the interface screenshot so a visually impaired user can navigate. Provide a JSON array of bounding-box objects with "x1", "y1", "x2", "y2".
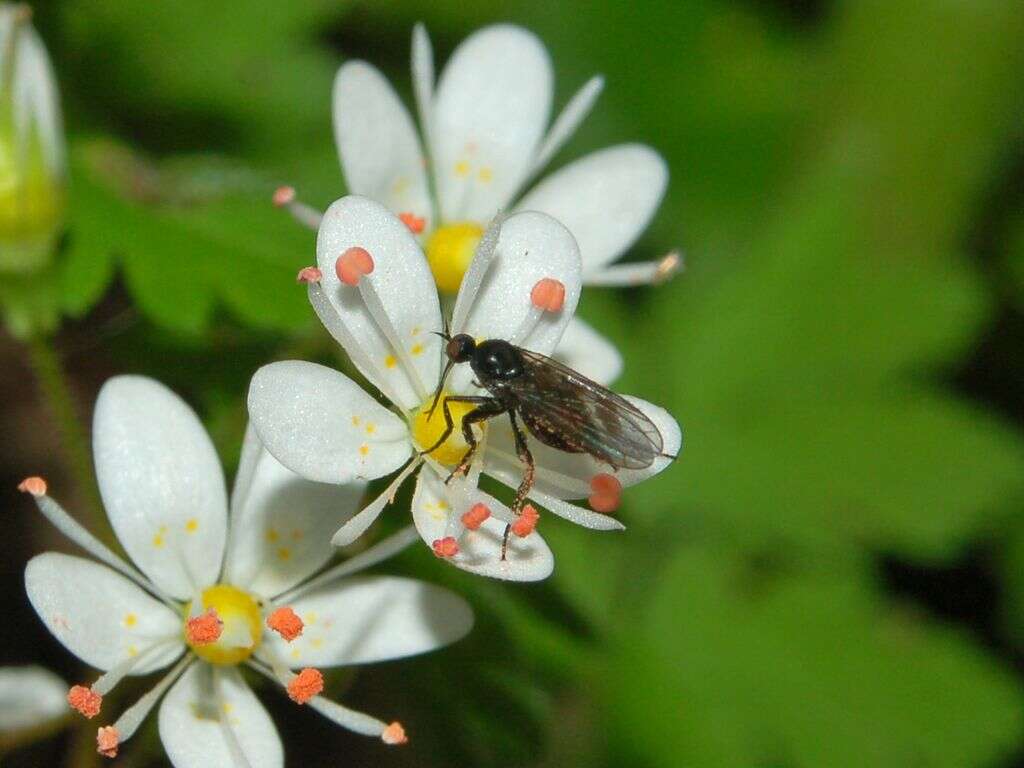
[{"x1": 420, "y1": 333, "x2": 673, "y2": 559}]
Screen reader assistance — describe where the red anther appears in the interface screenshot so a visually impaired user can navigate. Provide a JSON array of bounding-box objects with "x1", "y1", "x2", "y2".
[
  {"x1": 588, "y1": 473, "x2": 622, "y2": 513},
  {"x1": 432, "y1": 537, "x2": 460, "y2": 558},
  {"x1": 186, "y1": 609, "x2": 223, "y2": 645},
  {"x1": 530, "y1": 278, "x2": 566, "y2": 312},
  {"x1": 267, "y1": 606, "x2": 304, "y2": 642},
  {"x1": 460, "y1": 502, "x2": 491, "y2": 531},
  {"x1": 511, "y1": 505, "x2": 540, "y2": 538},
  {"x1": 68, "y1": 685, "x2": 102, "y2": 718},
  {"x1": 335, "y1": 247, "x2": 375, "y2": 286},
  {"x1": 287, "y1": 667, "x2": 324, "y2": 704},
  {"x1": 382, "y1": 720, "x2": 408, "y2": 745},
  {"x1": 296, "y1": 266, "x2": 323, "y2": 284},
  {"x1": 96, "y1": 726, "x2": 119, "y2": 758},
  {"x1": 272, "y1": 186, "x2": 296, "y2": 207},
  {"x1": 18, "y1": 476, "x2": 47, "y2": 496},
  {"x1": 399, "y1": 212, "x2": 426, "y2": 234}
]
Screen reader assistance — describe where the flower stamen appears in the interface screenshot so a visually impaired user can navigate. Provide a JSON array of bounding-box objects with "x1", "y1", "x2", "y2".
[
  {"x1": 296, "y1": 266, "x2": 322, "y2": 284},
  {"x1": 335, "y1": 247, "x2": 375, "y2": 287},
  {"x1": 185, "y1": 609, "x2": 223, "y2": 645},
  {"x1": 271, "y1": 185, "x2": 323, "y2": 230},
  {"x1": 96, "y1": 725, "x2": 119, "y2": 758},
  {"x1": 17, "y1": 475, "x2": 47, "y2": 496},
  {"x1": 399, "y1": 212, "x2": 426, "y2": 234},
  {"x1": 68, "y1": 684, "x2": 102, "y2": 718},
  {"x1": 287, "y1": 667, "x2": 324, "y2": 704},
  {"x1": 432, "y1": 537, "x2": 459, "y2": 558},
  {"x1": 460, "y1": 502, "x2": 490, "y2": 531},
  {"x1": 266, "y1": 606, "x2": 304, "y2": 642},
  {"x1": 589, "y1": 473, "x2": 622, "y2": 513},
  {"x1": 382, "y1": 721, "x2": 408, "y2": 745},
  {"x1": 511, "y1": 505, "x2": 540, "y2": 538}
]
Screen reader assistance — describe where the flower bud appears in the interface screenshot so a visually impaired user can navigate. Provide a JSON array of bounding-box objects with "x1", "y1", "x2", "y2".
[{"x1": 0, "y1": 4, "x2": 65, "y2": 272}]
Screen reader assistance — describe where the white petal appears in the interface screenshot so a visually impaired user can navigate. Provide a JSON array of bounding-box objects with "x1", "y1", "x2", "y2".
[
  {"x1": 517, "y1": 144, "x2": 667, "y2": 272},
  {"x1": 248, "y1": 361, "x2": 411, "y2": 485},
  {"x1": 411, "y1": 469, "x2": 554, "y2": 581},
  {"x1": 159, "y1": 664, "x2": 282, "y2": 768},
  {"x1": 411, "y1": 24, "x2": 435, "y2": 156},
  {"x1": 24, "y1": 553, "x2": 182, "y2": 673},
  {"x1": 430, "y1": 24, "x2": 552, "y2": 221},
  {"x1": 316, "y1": 195, "x2": 444, "y2": 409},
  {"x1": 261, "y1": 575, "x2": 472, "y2": 669},
  {"x1": 333, "y1": 62, "x2": 431, "y2": 224},
  {"x1": 528, "y1": 75, "x2": 603, "y2": 180},
  {"x1": 552, "y1": 316, "x2": 623, "y2": 385},
  {"x1": 224, "y1": 424, "x2": 367, "y2": 598},
  {"x1": 0, "y1": 666, "x2": 67, "y2": 732},
  {"x1": 484, "y1": 394, "x2": 682, "y2": 500},
  {"x1": 450, "y1": 210, "x2": 581, "y2": 392},
  {"x1": 93, "y1": 376, "x2": 227, "y2": 599}
]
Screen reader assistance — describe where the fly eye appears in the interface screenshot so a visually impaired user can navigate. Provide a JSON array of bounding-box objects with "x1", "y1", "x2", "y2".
[{"x1": 447, "y1": 334, "x2": 474, "y2": 362}]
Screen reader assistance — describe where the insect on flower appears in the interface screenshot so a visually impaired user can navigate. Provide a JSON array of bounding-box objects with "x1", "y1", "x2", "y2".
[{"x1": 422, "y1": 331, "x2": 675, "y2": 558}]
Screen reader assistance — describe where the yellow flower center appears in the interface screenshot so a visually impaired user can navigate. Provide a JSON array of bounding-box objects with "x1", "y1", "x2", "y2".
[
  {"x1": 410, "y1": 393, "x2": 484, "y2": 467},
  {"x1": 183, "y1": 584, "x2": 262, "y2": 666},
  {"x1": 425, "y1": 222, "x2": 483, "y2": 294}
]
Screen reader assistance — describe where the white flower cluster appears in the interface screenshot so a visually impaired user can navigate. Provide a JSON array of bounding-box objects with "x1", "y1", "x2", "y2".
[{"x1": 17, "y1": 21, "x2": 681, "y2": 768}]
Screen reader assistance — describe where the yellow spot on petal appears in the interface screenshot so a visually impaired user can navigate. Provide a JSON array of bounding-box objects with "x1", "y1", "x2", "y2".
[
  {"x1": 290, "y1": 648, "x2": 301, "y2": 660},
  {"x1": 411, "y1": 326, "x2": 422, "y2": 336},
  {"x1": 411, "y1": 343, "x2": 424, "y2": 356},
  {"x1": 127, "y1": 645, "x2": 139, "y2": 657},
  {"x1": 311, "y1": 638, "x2": 323, "y2": 648},
  {"x1": 351, "y1": 415, "x2": 361, "y2": 426},
  {"x1": 265, "y1": 528, "x2": 280, "y2": 543},
  {"x1": 152, "y1": 534, "x2": 165, "y2": 548},
  {"x1": 384, "y1": 355, "x2": 397, "y2": 369},
  {"x1": 359, "y1": 444, "x2": 370, "y2": 457},
  {"x1": 277, "y1": 547, "x2": 291, "y2": 561},
  {"x1": 365, "y1": 422, "x2": 376, "y2": 435},
  {"x1": 454, "y1": 160, "x2": 470, "y2": 177},
  {"x1": 123, "y1": 613, "x2": 137, "y2": 628},
  {"x1": 478, "y1": 167, "x2": 493, "y2": 183},
  {"x1": 305, "y1": 612, "x2": 318, "y2": 625},
  {"x1": 438, "y1": 500, "x2": 449, "y2": 511},
  {"x1": 185, "y1": 518, "x2": 198, "y2": 533},
  {"x1": 222, "y1": 703, "x2": 233, "y2": 714}
]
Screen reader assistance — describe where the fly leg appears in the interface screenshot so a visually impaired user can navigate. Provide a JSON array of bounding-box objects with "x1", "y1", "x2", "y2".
[
  {"x1": 446, "y1": 399, "x2": 507, "y2": 485},
  {"x1": 417, "y1": 395, "x2": 492, "y2": 457},
  {"x1": 501, "y1": 410, "x2": 535, "y2": 561}
]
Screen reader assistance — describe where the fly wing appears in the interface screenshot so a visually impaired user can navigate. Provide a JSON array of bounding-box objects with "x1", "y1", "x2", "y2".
[{"x1": 508, "y1": 348, "x2": 664, "y2": 470}]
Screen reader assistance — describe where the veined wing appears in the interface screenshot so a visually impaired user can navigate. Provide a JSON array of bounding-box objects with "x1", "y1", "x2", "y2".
[{"x1": 508, "y1": 348, "x2": 664, "y2": 470}]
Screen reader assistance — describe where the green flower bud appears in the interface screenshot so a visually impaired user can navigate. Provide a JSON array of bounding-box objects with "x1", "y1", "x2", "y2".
[{"x1": 0, "y1": 4, "x2": 65, "y2": 273}]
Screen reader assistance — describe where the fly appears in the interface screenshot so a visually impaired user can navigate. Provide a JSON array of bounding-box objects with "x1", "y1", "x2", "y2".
[{"x1": 420, "y1": 333, "x2": 674, "y2": 559}]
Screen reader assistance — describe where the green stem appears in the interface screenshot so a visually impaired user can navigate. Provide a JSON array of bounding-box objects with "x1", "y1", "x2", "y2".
[{"x1": 26, "y1": 334, "x2": 114, "y2": 545}]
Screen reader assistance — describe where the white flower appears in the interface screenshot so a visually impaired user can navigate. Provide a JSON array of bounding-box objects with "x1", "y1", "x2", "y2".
[
  {"x1": 0, "y1": 665, "x2": 67, "y2": 734},
  {"x1": 0, "y1": 3, "x2": 65, "y2": 271},
  {"x1": 19, "y1": 376, "x2": 473, "y2": 766},
  {"x1": 277, "y1": 23, "x2": 679, "y2": 385},
  {"x1": 248, "y1": 195, "x2": 681, "y2": 582}
]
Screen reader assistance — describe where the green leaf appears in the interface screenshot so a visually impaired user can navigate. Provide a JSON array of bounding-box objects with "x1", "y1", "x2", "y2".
[
  {"x1": 63, "y1": 138, "x2": 317, "y2": 333},
  {"x1": 596, "y1": 548, "x2": 1024, "y2": 768}
]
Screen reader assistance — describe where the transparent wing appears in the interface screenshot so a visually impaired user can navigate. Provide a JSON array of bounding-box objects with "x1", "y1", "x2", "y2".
[{"x1": 508, "y1": 348, "x2": 664, "y2": 470}]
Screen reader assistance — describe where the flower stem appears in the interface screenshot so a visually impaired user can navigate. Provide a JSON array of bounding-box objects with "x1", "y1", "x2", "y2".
[{"x1": 26, "y1": 334, "x2": 114, "y2": 546}]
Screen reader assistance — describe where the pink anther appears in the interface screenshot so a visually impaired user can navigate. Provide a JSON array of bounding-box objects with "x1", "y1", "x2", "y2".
[
  {"x1": 17, "y1": 476, "x2": 47, "y2": 496},
  {"x1": 186, "y1": 609, "x2": 223, "y2": 645},
  {"x1": 460, "y1": 502, "x2": 491, "y2": 531},
  {"x1": 68, "y1": 685, "x2": 102, "y2": 718},
  {"x1": 266, "y1": 606, "x2": 304, "y2": 642},
  {"x1": 511, "y1": 505, "x2": 540, "y2": 538},
  {"x1": 96, "y1": 726, "x2": 119, "y2": 758},
  {"x1": 335, "y1": 247, "x2": 375, "y2": 286},
  {"x1": 287, "y1": 667, "x2": 324, "y2": 704},
  {"x1": 382, "y1": 720, "x2": 408, "y2": 745},
  {"x1": 296, "y1": 266, "x2": 322, "y2": 284},
  {"x1": 588, "y1": 473, "x2": 622, "y2": 514},
  {"x1": 530, "y1": 278, "x2": 566, "y2": 312},
  {"x1": 272, "y1": 186, "x2": 296, "y2": 207},
  {"x1": 432, "y1": 537, "x2": 460, "y2": 558},
  {"x1": 399, "y1": 212, "x2": 426, "y2": 234}
]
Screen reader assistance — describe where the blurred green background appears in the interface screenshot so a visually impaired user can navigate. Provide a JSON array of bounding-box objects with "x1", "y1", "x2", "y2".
[{"x1": 4, "y1": 0, "x2": 1024, "y2": 766}]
